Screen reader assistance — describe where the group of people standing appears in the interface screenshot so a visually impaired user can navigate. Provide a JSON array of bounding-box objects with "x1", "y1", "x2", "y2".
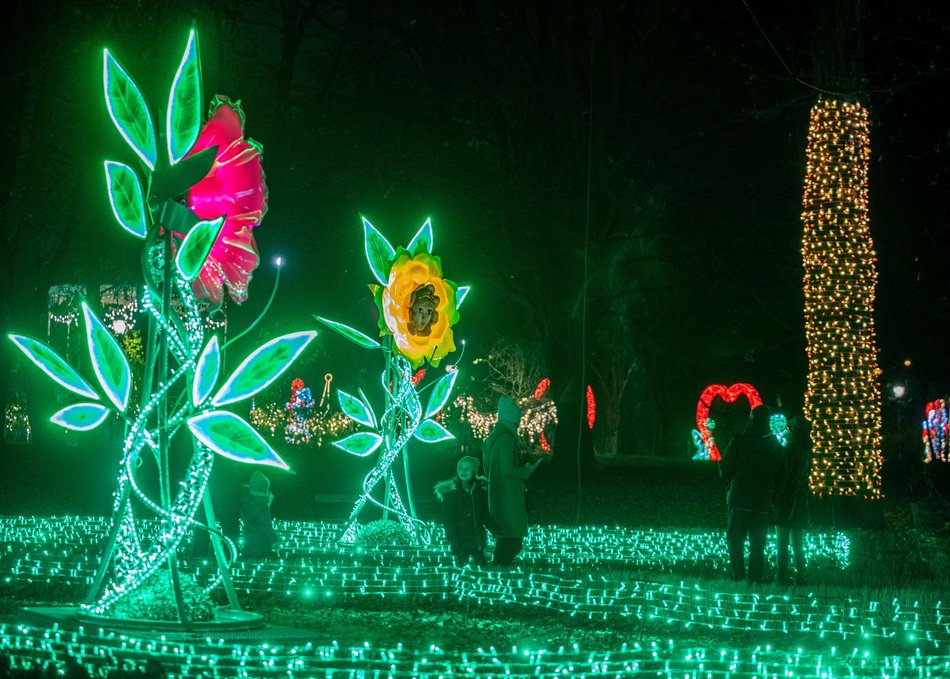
[
  {"x1": 438, "y1": 398, "x2": 814, "y2": 582},
  {"x1": 436, "y1": 395, "x2": 540, "y2": 567},
  {"x1": 719, "y1": 405, "x2": 813, "y2": 585}
]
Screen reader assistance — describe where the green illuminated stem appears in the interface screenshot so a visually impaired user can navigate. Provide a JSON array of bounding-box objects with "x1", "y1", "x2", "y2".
[{"x1": 221, "y1": 262, "x2": 281, "y2": 352}]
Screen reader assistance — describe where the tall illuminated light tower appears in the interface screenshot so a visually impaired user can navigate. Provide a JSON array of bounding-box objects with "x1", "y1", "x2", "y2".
[{"x1": 801, "y1": 98, "x2": 883, "y2": 498}]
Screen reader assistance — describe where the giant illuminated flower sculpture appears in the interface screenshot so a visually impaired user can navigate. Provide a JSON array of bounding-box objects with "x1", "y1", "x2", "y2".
[
  {"x1": 315, "y1": 217, "x2": 469, "y2": 543},
  {"x1": 185, "y1": 95, "x2": 267, "y2": 307},
  {"x1": 373, "y1": 248, "x2": 459, "y2": 368},
  {"x1": 8, "y1": 30, "x2": 314, "y2": 629}
]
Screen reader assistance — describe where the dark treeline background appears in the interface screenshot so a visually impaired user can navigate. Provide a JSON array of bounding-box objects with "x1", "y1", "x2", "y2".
[{"x1": 1, "y1": 0, "x2": 948, "y2": 474}]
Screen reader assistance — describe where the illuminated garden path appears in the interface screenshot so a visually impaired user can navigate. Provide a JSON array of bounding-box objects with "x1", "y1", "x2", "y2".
[{"x1": 0, "y1": 516, "x2": 946, "y2": 676}]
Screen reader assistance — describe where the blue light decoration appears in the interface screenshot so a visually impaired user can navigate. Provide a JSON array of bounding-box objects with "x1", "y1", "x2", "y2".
[
  {"x1": 691, "y1": 413, "x2": 789, "y2": 460},
  {"x1": 7, "y1": 29, "x2": 314, "y2": 627},
  {"x1": 770, "y1": 413, "x2": 790, "y2": 447},
  {"x1": 315, "y1": 217, "x2": 466, "y2": 544},
  {"x1": 923, "y1": 398, "x2": 949, "y2": 463}
]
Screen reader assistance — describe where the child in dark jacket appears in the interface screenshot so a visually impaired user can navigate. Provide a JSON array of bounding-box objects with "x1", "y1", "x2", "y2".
[
  {"x1": 239, "y1": 471, "x2": 279, "y2": 559},
  {"x1": 434, "y1": 456, "x2": 497, "y2": 566}
]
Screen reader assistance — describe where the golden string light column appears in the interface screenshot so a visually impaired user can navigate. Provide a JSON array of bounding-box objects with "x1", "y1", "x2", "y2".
[{"x1": 801, "y1": 99, "x2": 883, "y2": 498}]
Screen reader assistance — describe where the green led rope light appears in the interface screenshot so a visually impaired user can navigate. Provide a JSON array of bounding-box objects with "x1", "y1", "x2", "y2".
[{"x1": 0, "y1": 624, "x2": 947, "y2": 677}]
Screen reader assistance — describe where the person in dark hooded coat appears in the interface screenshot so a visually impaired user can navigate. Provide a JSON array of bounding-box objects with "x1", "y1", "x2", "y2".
[
  {"x1": 719, "y1": 404, "x2": 786, "y2": 582},
  {"x1": 239, "y1": 471, "x2": 279, "y2": 559},
  {"x1": 775, "y1": 416, "x2": 813, "y2": 585},
  {"x1": 435, "y1": 456, "x2": 497, "y2": 566},
  {"x1": 483, "y1": 396, "x2": 540, "y2": 566}
]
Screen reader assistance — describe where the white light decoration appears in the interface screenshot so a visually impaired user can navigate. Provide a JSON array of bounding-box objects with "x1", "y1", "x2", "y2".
[{"x1": 801, "y1": 99, "x2": 883, "y2": 498}]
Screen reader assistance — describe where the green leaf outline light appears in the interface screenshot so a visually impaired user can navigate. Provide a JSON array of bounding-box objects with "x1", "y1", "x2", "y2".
[
  {"x1": 82, "y1": 301, "x2": 131, "y2": 412},
  {"x1": 212, "y1": 331, "x2": 317, "y2": 406},
  {"x1": 103, "y1": 161, "x2": 147, "y2": 238},
  {"x1": 358, "y1": 387, "x2": 377, "y2": 428},
  {"x1": 9, "y1": 334, "x2": 99, "y2": 400},
  {"x1": 166, "y1": 29, "x2": 202, "y2": 164},
  {"x1": 413, "y1": 419, "x2": 455, "y2": 443},
  {"x1": 337, "y1": 389, "x2": 376, "y2": 428},
  {"x1": 51, "y1": 403, "x2": 111, "y2": 431},
  {"x1": 313, "y1": 316, "x2": 380, "y2": 349},
  {"x1": 362, "y1": 216, "x2": 396, "y2": 285},
  {"x1": 332, "y1": 432, "x2": 384, "y2": 457},
  {"x1": 176, "y1": 216, "x2": 224, "y2": 281},
  {"x1": 192, "y1": 335, "x2": 221, "y2": 406},
  {"x1": 188, "y1": 410, "x2": 289, "y2": 469},
  {"x1": 407, "y1": 218, "x2": 433, "y2": 255},
  {"x1": 424, "y1": 370, "x2": 458, "y2": 419},
  {"x1": 103, "y1": 49, "x2": 157, "y2": 170},
  {"x1": 456, "y1": 285, "x2": 471, "y2": 307}
]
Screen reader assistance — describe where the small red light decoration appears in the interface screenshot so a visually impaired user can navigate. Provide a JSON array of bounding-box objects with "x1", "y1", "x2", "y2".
[
  {"x1": 695, "y1": 383, "x2": 763, "y2": 462},
  {"x1": 539, "y1": 431, "x2": 552, "y2": 452},
  {"x1": 410, "y1": 369, "x2": 426, "y2": 386},
  {"x1": 534, "y1": 377, "x2": 551, "y2": 400},
  {"x1": 585, "y1": 385, "x2": 596, "y2": 430}
]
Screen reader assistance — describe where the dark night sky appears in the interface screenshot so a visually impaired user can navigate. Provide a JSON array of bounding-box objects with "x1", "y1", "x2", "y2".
[{"x1": 1, "y1": 0, "x2": 949, "y2": 459}]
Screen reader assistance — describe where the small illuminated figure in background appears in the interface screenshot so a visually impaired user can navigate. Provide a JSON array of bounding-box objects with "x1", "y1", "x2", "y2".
[{"x1": 923, "y1": 399, "x2": 949, "y2": 463}]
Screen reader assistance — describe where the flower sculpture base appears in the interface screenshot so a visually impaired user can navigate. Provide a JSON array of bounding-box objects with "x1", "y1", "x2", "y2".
[{"x1": 24, "y1": 606, "x2": 265, "y2": 633}]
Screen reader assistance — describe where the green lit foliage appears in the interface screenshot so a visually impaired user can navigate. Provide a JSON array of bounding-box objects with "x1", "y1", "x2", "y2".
[
  {"x1": 362, "y1": 216, "x2": 396, "y2": 285},
  {"x1": 423, "y1": 371, "x2": 457, "y2": 419},
  {"x1": 313, "y1": 316, "x2": 380, "y2": 349},
  {"x1": 82, "y1": 302, "x2": 131, "y2": 413},
  {"x1": 354, "y1": 519, "x2": 412, "y2": 547},
  {"x1": 175, "y1": 216, "x2": 225, "y2": 281},
  {"x1": 8, "y1": 335, "x2": 99, "y2": 400},
  {"x1": 188, "y1": 410, "x2": 289, "y2": 469},
  {"x1": 191, "y1": 336, "x2": 221, "y2": 406},
  {"x1": 103, "y1": 49, "x2": 157, "y2": 170},
  {"x1": 166, "y1": 30, "x2": 202, "y2": 165},
  {"x1": 412, "y1": 418, "x2": 454, "y2": 443},
  {"x1": 103, "y1": 161, "x2": 147, "y2": 238},
  {"x1": 50, "y1": 403, "x2": 111, "y2": 431},
  {"x1": 332, "y1": 431, "x2": 383, "y2": 457},
  {"x1": 212, "y1": 331, "x2": 317, "y2": 406},
  {"x1": 337, "y1": 390, "x2": 376, "y2": 428},
  {"x1": 108, "y1": 571, "x2": 214, "y2": 622},
  {"x1": 406, "y1": 217, "x2": 433, "y2": 254}
]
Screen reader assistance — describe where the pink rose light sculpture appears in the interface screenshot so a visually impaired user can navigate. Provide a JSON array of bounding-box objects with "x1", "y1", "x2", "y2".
[{"x1": 185, "y1": 95, "x2": 268, "y2": 307}]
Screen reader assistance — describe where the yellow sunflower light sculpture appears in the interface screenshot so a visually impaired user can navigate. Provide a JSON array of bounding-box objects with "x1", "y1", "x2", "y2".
[
  {"x1": 373, "y1": 246, "x2": 459, "y2": 368},
  {"x1": 314, "y1": 217, "x2": 469, "y2": 544}
]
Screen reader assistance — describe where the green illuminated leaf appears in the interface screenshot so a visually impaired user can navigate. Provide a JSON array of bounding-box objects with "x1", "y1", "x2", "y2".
[
  {"x1": 212, "y1": 331, "x2": 317, "y2": 406},
  {"x1": 176, "y1": 216, "x2": 224, "y2": 281},
  {"x1": 82, "y1": 302, "x2": 131, "y2": 412},
  {"x1": 332, "y1": 432, "x2": 383, "y2": 457},
  {"x1": 407, "y1": 218, "x2": 433, "y2": 255},
  {"x1": 8, "y1": 335, "x2": 99, "y2": 400},
  {"x1": 358, "y1": 388, "x2": 377, "y2": 428},
  {"x1": 103, "y1": 49, "x2": 157, "y2": 170},
  {"x1": 166, "y1": 30, "x2": 202, "y2": 164},
  {"x1": 413, "y1": 419, "x2": 455, "y2": 443},
  {"x1": 192, "y1": 335, "x2": 221, "y2": 406},
  {"x1": 313, "y1": 316, "x2": 380, "y2": 349},
  {"x1": 424, "y1": 371, "x2": 458, "y2": 419},
  {"x1": 362, "y1": 217, "x2": 396, "y2": 285},
  {"x1": 338, "y1": 389, "x2": 375, "y2": 428},
  {"x1": 51, "y1": 403, "x2": 111, "y2": 431},
  {"x1": 103, "y1": 161, "x2": 147, "y2": 238},
  {"x1": 456, "y1": 286, "x2": 470, "y2": 307},
  {"x1": 188, "y1": 410, "x2": 288, "y2": 469}
]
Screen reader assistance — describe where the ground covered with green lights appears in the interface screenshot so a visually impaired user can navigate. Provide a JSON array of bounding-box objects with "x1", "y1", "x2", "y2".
[{"x1": 0, "y1": 461, "x2": 948, "y2": 676}]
